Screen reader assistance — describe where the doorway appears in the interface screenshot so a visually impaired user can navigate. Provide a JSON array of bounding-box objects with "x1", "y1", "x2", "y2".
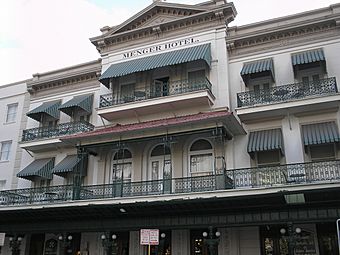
[{"x1": 152, "y1": 77, "x2": 169, "y2": 98}]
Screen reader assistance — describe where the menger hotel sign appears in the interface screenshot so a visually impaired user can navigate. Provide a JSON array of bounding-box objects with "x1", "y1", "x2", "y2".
[{"x1": 123, "y1": 38, "x2": 199, "y2": 58}]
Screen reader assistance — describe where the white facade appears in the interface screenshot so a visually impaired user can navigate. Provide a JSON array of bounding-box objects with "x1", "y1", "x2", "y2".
[
  {"x1": 0, "y1": 81, "x2": 29, "y2": 190},
  {"x1": 0, "y1": 1, "x2": 340, "y2": 255}
]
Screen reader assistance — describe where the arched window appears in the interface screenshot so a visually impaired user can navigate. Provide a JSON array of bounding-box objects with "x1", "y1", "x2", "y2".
[
  {"x1": 189, "y1": 139, "x2": 213, "y2": 176},
  {"x1": 112, "y1": 149, "x2": 132, "y2": 182},
  {"x1": 149, "y1": 144, "x2": 171, "y2": 180}
]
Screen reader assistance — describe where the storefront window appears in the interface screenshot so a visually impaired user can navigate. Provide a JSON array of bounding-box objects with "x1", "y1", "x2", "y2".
[{"x1": 190, "y1": 229, "x2": 208, "y2": 255}]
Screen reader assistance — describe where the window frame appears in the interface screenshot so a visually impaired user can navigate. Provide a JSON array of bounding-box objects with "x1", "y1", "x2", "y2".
[
  {"x1": 112, "y1": 149, "x2": 133, "y2": 183},
  {"x1": 255, "y1": 149, "x2": 281, "y2": 167},
  {"x1": 308, "y1": 143, "x2": 336, "y2": 162},
  {"x1": 188, "y1": 139, "x2": 214, "y2": 176},
  {"x1": 0, "y1": 141, "x2": 12, "y2": 162},
  {"x1": 5, "y1": 103, "x2": 18, "y2": 123}
]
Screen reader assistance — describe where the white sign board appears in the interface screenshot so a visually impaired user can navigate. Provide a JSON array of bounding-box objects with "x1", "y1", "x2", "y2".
[
  {"x1": 0, "y1": 233, "x2": 5, "y2": 246},
  {"x1": 140, "y1": 229, "x2": 159, "y2": 245}
]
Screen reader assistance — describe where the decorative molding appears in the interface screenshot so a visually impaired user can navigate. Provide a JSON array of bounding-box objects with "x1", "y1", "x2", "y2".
[
  {"x1": 92, "y1": 4, "x2": 236, "y2": 54},
  {"x1": 96, "y1": 14, "x2": 227, "y2": 54},
  {"x1": 28, "y1": 72, "x2": 99, "y2": 93},
  {"x1": 227, "y1": 21, "x2": 340, "y2": 58},
  {"x1": 27, "y1": 61, "x2": 101, "y2": 94}
]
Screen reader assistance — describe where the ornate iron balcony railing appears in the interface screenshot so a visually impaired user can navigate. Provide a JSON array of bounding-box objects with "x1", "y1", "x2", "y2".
[
  {"x1": 22, "y1": 121, "x2": 94, "y2": 142},
  {"x1": 99, "y1": 77, "x2": 213, "y2": 108},
  {"x1": 1, "y1": 160, "x2": 339, "y2": 206},
  {"x1": 237, "y1": 77, "x2": 338, "y2": 107}
]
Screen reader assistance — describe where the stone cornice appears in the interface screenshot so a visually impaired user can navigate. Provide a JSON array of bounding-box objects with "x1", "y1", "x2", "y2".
[
  {"x1": 226, "y1": 4, "x2": 340, "y2": 58},
  {"x1": 91, "y1": 3, "x2": 236, "y2": 54},
  {"x1": 27, "y1": 59, "x2": 102, "y2": 94}
]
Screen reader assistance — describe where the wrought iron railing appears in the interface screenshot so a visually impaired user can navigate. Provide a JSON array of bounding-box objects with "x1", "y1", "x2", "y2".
[
  {"x1": 1, "y1": 160, "x2": 339, "y2": 206},
  {"x1": 22, "y1": 121, "x2": 94, "y2": 142},
  {"x1": 237, "y1": 77, "x2": 337, "y2": 107},
  {"x1": 99, "y1": 78, "x2": 213, "y2": 108}
]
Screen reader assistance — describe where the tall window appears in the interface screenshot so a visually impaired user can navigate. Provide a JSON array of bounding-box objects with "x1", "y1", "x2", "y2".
[
  {"x1": 112, "y1": 149, "x2": 132, "y2": 182},
  {"x1": 0, "y1": 141, "x2": 12, "y2": 161},
  {"x1": 150, "y1": 144, "x2": 171, "y2": 180},
  {"x1": 6, "y1": 103, "x2": 18, "y2": 123},
  {"x1": 189, "y1": 139, "x2": 213, "y2": 176},
  {"x1": 0, "y1": 180, "x2": 6, "y2": 190},
  {"x1": 309, "y1": 144, "x2": 336, "y2": 162},
  {"x1": 120, "y1": 83, "x2": 135, "y2": 103}
]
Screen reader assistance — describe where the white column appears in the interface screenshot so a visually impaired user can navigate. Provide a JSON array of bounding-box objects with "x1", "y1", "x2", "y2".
[
  {"x1": 218, "y1": 228, "x2": 231, "y2": 255},
  {"x1": 171, "y1": 229, "x2": 190, "y2": 255},
  {"x1": 129, "y1": 231, "x2": 144, "y2": 255}
]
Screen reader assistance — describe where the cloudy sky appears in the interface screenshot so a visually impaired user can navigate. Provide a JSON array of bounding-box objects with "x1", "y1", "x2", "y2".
[{"x1": 0, "y1": 0, "x2": 339, "y2": 85}]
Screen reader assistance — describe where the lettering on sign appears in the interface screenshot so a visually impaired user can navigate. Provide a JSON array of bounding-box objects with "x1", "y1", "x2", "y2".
[
  {"x1": 140, "y1": 229, "x2": 159, "y2": 246},
  {"x1": 123, "y1": 38, "x2": 199, "y2": 58}
]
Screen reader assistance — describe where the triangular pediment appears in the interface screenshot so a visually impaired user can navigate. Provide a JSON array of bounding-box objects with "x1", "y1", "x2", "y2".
[{"x1": 108, "y1": 2, "x2": 207, "y2": 35}]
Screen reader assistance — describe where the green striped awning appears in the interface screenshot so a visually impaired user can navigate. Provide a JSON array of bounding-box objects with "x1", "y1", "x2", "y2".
[
  {"x1": 27, "y1": 101, "x2": 61, "y2": 122},
  {"x1": 240, "y1": 58, "x2": 274, "y2": 85},
  {"x1": 17, "y1": 158, "x2": 55, "y2": 181},
  {"x1": 248, "y1": 129, "x2": 284, "y2": 154},
  {"x1": 51, "y1": 155, "x2": 81, "y2": 177},
  {"x1": 59, "y1": 94, "x2": 93, "y2": 116},
  {"x1": 301, "y1": 122, "x2": 340, "y2": 146},
  {"x1": 99, "y1": 44, "x2": 211, "y2": 87},
  {"x1": 292, "y1": 48, "x2": 325, "y2": 66}
]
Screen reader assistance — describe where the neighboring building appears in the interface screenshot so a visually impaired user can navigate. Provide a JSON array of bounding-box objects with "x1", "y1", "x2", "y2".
[
  {"x1": 0, "y1": 81, "x2": 29, "y2": 191},
  {"x1": 1, "y1": 1, "x2": 340, "y2": 255}
]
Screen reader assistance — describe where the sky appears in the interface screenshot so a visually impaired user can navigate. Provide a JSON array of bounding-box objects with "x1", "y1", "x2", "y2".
[{"x1": 0, "y1": 0, "x2": 339, "y2": 85}]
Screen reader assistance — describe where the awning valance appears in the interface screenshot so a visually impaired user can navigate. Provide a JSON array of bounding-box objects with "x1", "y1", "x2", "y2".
[
  {"x1": 240, "y1": 58, "x2": 274, "y2": 85},
  {"x1": 59, "y1": 94, "x2": 93, "y2": 116},
  {"x1": 247, "y1": 128, "x2": 284, "y2": 154},
  {"x1": 292, "y1": 48, "x2": 325, "y2": 66},
  {"x1": 301, "y1": 122, "x2": 340, "y2": 146},
  {"x1": 99, "y1": 43, "x2": 211, "y2": 87},
  {"x1": 51, "y1": 155, "x2": 82, "y2": 177},
  {"x1": 17, "y1": 158, "x2": 55, "y2": 181},
  {"x1": 26, "y1": 101, "x2": 61, "y2": 122}
]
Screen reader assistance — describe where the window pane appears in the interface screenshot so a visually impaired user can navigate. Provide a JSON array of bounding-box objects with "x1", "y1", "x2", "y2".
[
  {"x1": 0, "y1": 141, "x2": 11, "y2": 161},
  {"x1": 114, "y1": 149, "x2": 132, "y2": 160},
  {"x1": 312, "y1": 75, "x2": 320, "y2": 82},
  {"x1": 190, "y1": 140, "x2": 212, "y2": 151},
  {"x1": 151, "y1": 145, "x2": 170, "y2": 156},
  {"x1": 0, "y1": 180, "x2": 6, "y2": 190},
  {"x1": 188, "y1": 70, "x2": 205, "y2": 81},
  {"x1": 257, "y1": 150, "x2": 280, "y2": 166},
  {"x1": 310, "y1": 144, "x2": 335, "y2": 161},
  {"x1": 190, "y1": 153, "x2": 213, "y2": 173},
  {"x1": 113, "y1": 163, "x2": 131, "y2": 181},
  {"x1": 151, "y1": 161, "x2": 159, "y2": 180},
  {"x1": 6, "y1": 104, "x2": 18, "y2": 123}
]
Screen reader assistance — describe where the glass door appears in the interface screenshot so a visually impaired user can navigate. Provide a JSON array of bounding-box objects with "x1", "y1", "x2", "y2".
[
  {"x1": 152, "y1": 77, "x2": 169, "y2": 98},
  {"x1": 112, "y1": 163, "x2": 132, "y2": 196},
  {"x1": 150, "y1": 156, "x2": 171, "y2": 193}
]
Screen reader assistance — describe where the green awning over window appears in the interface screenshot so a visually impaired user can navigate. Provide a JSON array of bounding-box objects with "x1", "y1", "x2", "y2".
[
  {"x1": 301, "y1": 122, "x2": 340, "y2": 146},
  {"x1": 17, "y1": 158, "x2": 55, "y2": 181},
  {"x1": 59, "y1": 94, "x2": 93, "y2": 116},
  {"x1": 99, "y1": 43, "x2": 211, "y2": 87},
  {"x1": 51, "y1": 155, "x2": 82, "y2": 177},
  {"x1": 291, "y1": 48, "x2": 325, "y2": 66},
  {"x1": 26, "y1": 101, "x2": 61, "y2": 122},
  {"x1": 240, "y1": 58, "x2": 274, "y2": 85},
  {"x1": 247, "y1": 128, "x2": 284, "y2": 154}
]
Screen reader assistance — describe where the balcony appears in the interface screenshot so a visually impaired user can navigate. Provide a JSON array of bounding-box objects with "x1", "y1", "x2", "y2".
[
  {"x1": 237, "y1": 77, "x2": 337, "y2": 108},
  {"x1": 98, "y1": 78, "x2": 215, "y2": 120},
  {"x1": 22, "y1": 121, "x2": 94, "y2": 142},
  {"x1": 236, "y1": 77, "x2": 340, "y2": 122},
  {"x1": 20, "y1": 121, "x2": 94, "y2": 152},
  {"x1": 2, "y1": 160, "x2": 339, "y2": 206}
]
